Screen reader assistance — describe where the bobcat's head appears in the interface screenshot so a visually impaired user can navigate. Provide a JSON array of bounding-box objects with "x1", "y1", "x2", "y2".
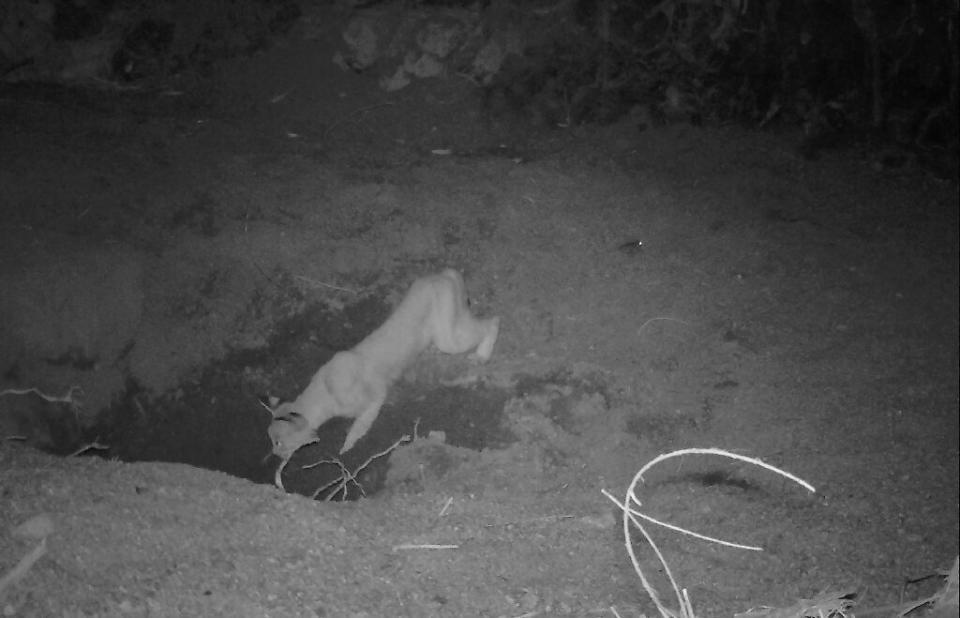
[{"x1": 266, "y1": 401, "x2": 318, "y2": 459}]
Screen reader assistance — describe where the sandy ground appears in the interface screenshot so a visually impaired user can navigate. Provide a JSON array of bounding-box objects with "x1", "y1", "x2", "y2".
[{"x1": 1, "y1": 8, "x2": 958, "y2": 618}]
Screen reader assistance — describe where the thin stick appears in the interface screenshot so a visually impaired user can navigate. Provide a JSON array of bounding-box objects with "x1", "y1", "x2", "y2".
[
  {"x1": 438, "y1": 496, "x2": 454, "y2": 517},
  {"x1": 304, "y1": 433, "x2": 412, "y2": 501},
  {"x1": 483, "y1": 514, "x2": 576, "y2": 528},
  {"x1": 601, "y1": 486, "x2": 680, "y2": 618},
  {"x1": 681, "y1": 589, "x2": 694, "y2": 618},
  {"x1": 69, "y1": 439, "x2": 109, "y2": 457},
  {"x1": 274, "y1": 423, "x2": 415, "y2": 496},
  {"x1": 0, "y1": 386, "x2": 81, "y2": 406},
  {"x1": 392, "y1": 544, "x2": 459, "y2": 551},
  {"x1": 311, "y1": 459, "x2": 354, "y2": 500},
  {"x1": 636, "y1": 448, "x2": 816, "y2": 493},
  {"x1": 0, "y1": 386, "x2": 83, "y2": 425},
  {"x1": 294, "y1": 275, "x2": 360, "y2": 294},
  {"x1": 602, "y1": 491, "x2": 762, "y2": 551},
  {"x1": 0, "y1": 538, "x2": 46, "y2": 597},
  {"x1": 603, "y1": 447, "x2": 816, "y2": 618}
]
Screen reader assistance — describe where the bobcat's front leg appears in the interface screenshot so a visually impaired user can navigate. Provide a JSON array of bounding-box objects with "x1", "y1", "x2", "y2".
[{"x1": 339, "y1": 385, "x2": 387, "y2": 454}]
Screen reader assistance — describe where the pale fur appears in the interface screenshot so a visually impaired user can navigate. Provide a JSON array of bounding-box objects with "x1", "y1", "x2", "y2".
[{"x1": 267, "y1": 269, "x2": 499, "y2": 458}]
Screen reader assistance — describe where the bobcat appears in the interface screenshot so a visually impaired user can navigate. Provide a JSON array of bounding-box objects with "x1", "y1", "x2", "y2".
[{"x1": 267, "y1": 269, "x2": 499, "y2": 458}]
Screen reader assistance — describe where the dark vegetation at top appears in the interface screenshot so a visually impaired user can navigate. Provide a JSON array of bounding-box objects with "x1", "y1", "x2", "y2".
[{"x1": 2, "y1": 0, "x2": 956, "y2": 164}]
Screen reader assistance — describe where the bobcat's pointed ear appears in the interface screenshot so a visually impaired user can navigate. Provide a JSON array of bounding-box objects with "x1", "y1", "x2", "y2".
[
  {"x1": 269, "y1": 402, "x2": 304, "y2": 424},
  {"x1": 258, "y1": 395, "x2": 283, "y2": 416}
]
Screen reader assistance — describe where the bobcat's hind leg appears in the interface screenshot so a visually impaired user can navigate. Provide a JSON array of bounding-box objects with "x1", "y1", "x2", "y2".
[
  {"x1": 435, "y1": 311, "x2": 500, "y2": 360},
  {"x1": 433, "y1": 271, "x2": 499, "y2": 359}
]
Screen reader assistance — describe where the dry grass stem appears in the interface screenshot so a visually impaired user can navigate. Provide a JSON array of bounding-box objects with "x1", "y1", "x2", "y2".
[
  {"x1": 0, "y1": 538, "x2": 46, "y2": 598},
  {"x1": 69, "y1": 439, "x2": 109, "y2": 457},
  {"x1": 0, "y1": 386, "x2": 83, "y2": 421},
  {"x1": 483, "y1": 514, "x2": 576, "y2": 529},
  {"x1": 602, "y1": 492, "x2": 762, "y2": 551},
  {"x1": 636, "y1": 448, "x2": 816, "y2": 493},
  {"x1": 603, "y1": 447, "x2": 816, "y2": 618},
  {"x1": 438, "y1": 496, "x2": 454, "y2": 517},
  {"x1": 308, "y1": 458, "x2": 353, "y2": 500},
  {"x1": 392, "y1": 544, "x2": 459, "y2": 551},
  {"x1": 293, "y1": 275, "x2": 360, "y2": 294}
]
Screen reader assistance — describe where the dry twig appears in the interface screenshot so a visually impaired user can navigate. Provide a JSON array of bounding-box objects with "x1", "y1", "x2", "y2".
[
  {"x1": 438, "y1": 496, "x2": 454, "y2": 517},
  {"x1": 294, "y1": 275, "x2": 360, "y2": 295},
  {"x1": 307, "y1": 433, "x2": 413, "y2": 501},
  {"x1": 273, "y1": 431, "x2": 413, "y2": 499},
  {"x1": 0, "y1": 385, "x2": 82, "y2": 411},
  {"x1": 69, "y1": 438, "x2": 109, "y2": 457},
  {"x1": 602, "y1": 447, "x2": 816, "y2": 618}
]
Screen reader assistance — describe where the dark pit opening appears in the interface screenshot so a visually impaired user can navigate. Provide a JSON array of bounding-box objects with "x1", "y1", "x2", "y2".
[
  {"x1": 275, "y1": 381, "x2": 514, "y2": 500},
  {"x1": 86, "y1": 297, "x2": 514, "y2": 500}
]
